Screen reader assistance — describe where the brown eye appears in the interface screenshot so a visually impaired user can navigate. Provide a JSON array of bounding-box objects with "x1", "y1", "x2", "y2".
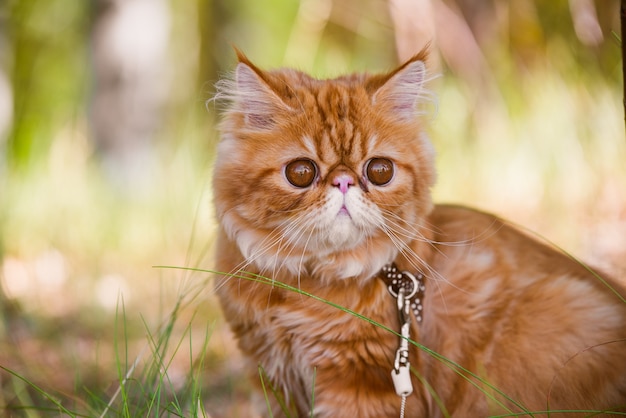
[
  {"x1": 366, "y1": 158, "x2": 394, "y2": 186},
  {"x1": 284, "y1": 159, "x2": 317, "y2": 188}
]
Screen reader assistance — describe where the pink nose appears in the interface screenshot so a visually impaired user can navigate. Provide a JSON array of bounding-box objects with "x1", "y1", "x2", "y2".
[{"x1": 332, "y1": 174, "x2": 354, "y2": 194}]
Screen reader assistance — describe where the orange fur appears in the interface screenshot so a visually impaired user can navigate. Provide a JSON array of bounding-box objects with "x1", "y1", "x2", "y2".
[{"x1": 212, "y1": 51, "x2": 626, "y2": 417}]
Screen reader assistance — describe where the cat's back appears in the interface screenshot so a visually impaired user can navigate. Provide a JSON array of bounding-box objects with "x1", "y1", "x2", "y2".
[
  {"x1": 419, "y1": 204, "x2": 626, "y2": 414},
  {"x1": 427, "y1": 203, "x2": 625, "y2": 290},
  {"x1": 425, "y1": 204, "x2": 626, "y2": 326}
]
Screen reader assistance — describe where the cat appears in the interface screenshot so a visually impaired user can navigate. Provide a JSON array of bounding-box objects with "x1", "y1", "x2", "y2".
[{"x1": 211, "y1": 48, "x2": 626, "y2": 417}]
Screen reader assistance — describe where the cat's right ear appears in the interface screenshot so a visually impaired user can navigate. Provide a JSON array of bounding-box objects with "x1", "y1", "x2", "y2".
[
  {"x1": 369, "y1": 49, "x2": 431, "y2": 122},
  {"x1": 232, "y1": 53, "x2": 291, "y2": 130}
]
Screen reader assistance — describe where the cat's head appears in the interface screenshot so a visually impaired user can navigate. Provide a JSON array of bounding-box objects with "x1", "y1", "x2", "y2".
[{"x1": 212, "y1": 50, "x2": 436, "y2": 281}]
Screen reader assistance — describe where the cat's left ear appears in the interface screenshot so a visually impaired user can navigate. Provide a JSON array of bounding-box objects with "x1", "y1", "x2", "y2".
[
  {"x1": 370, "y1": 52, "x2": 428, "y2": 121},
  {"x1": 232, "y1": 50, "x2": 293, "y2": 130}
]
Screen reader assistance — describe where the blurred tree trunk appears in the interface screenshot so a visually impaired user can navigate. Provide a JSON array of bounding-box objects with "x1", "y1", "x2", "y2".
[
  {"x1": 197, "y1": 0, "x2": 219, "y2": 92},
  {"x1": 90, "y1": 0, "x2": 171, "y2": 190},
  {"x1": 189, "y1": 0, "x2": 234, "y2": 153},
  {"x1": 194, "y1": 0, "x2": 226, "y2": 135}
]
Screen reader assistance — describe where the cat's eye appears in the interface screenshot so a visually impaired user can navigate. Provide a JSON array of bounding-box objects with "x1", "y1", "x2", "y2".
[
  {"x1": 365, "y1": 158, "x2": 395, "y2": 186},
  {"x1": 284, "y1": 159, "x2": 317, "y2": 188}
]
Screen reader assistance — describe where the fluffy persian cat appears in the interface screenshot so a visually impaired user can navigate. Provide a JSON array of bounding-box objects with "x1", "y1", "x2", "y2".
[{"x1": 211, "y1": 49, "x2": 626, "y2": 417}]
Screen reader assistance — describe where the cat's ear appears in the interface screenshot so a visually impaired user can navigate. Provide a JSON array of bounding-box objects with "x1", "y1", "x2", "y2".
[
  {"x1": 371, "y1": 52, "x2": 429, "y2": 121},
  {"x1": 232, "y1": 51, "x2": 292, "y2": 130}
]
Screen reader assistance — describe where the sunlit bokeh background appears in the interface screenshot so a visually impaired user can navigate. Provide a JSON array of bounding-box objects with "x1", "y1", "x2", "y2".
[{"x1": 0, "y1": 0, "x2": 624, "y2": 416}]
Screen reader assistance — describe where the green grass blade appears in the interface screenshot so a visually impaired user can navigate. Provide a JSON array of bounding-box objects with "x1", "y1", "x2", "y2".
[
  {"x1": 0, "y1": 365, "x2": 78, "y2": 417},
  {"x1": 258, "y1": 365, "x2": 275, "y2": 418},
  {"x1": 309, "y1": 367, "x2": 316, "y2": 418}
]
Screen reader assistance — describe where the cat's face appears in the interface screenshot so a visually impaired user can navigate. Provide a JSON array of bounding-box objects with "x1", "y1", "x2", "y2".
[{"x1": 213, "y1": 51, "x2": 436, "y2": 280}]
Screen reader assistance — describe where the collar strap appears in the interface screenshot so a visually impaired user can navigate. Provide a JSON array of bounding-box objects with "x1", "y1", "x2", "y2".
[{"x1": 380, "y1": 263, "x2": 426, "y2": 323}]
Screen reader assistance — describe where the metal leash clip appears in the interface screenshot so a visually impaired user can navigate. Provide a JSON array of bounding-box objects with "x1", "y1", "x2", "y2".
[{"x1": 391, "y1": 287, "x2": 413, "y2": 397}]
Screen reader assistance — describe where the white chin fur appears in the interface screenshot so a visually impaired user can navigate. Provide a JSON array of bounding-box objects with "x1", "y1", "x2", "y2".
[
  {"x1": 313, "y1": 188, "x2": 378, "y2": 251},
  {"x1": 324, "y1": 216, "x2": 362, "y2": 248},
  {"x1": 227, "y1": 187, "x2": 393, "y2": 279}
]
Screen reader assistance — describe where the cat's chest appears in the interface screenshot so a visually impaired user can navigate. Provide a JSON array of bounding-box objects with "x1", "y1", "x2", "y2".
[
  {"x1": 259, "y1": 289, "x2": 394, "y2": 340},
  {"x1": 256, "y1": 290, "x2": 403, "y2": 374},
  {"x1": 226, "y1": 276, "x2": 400, "y2": 347}
]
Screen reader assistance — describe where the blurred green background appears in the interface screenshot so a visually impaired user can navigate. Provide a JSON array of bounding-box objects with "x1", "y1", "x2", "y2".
[{"x1": 0, "y1": 0, "x2": 624, "y2": 416}]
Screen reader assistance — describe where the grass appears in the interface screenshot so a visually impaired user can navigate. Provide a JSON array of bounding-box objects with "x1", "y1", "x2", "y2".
[
  {"x1": 0, "y1": 274, "x2": 219, "y2": 417},
  {"x1": 1, "y1": 54, "x2": 625, "y2": 416},
  {"x1": 4, "y1": 267, "x2": 624, "y2": 417}
]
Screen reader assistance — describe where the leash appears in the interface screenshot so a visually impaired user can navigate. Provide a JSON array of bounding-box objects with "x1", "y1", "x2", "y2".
[{"x1": 380, "y1": 264, "x2": 426, "y2": 418}]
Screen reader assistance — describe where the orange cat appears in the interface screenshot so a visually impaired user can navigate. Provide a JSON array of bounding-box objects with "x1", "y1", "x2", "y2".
[{"x1": 212, "y1": 49, "x2": 626, "y2": 417}]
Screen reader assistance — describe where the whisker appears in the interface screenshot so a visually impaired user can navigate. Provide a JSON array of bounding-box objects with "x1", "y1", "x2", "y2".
[{"x1": 380, "y1": 208, "x2": 473, "y2": 247}]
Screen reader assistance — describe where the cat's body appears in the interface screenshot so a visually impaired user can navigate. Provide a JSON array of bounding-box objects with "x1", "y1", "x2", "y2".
[{"x1": 212, "y1": 50, "x2": 626, "y2": 417}]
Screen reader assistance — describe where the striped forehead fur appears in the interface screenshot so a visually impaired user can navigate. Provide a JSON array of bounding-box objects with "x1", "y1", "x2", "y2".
[{"x1": 210, "y1": 51, "x2": 438, "y2": 124}]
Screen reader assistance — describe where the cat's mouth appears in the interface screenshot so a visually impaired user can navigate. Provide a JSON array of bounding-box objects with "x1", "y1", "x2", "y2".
[{"x1": 338, "y1": 205, "x2": 351, "y2": 218}]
